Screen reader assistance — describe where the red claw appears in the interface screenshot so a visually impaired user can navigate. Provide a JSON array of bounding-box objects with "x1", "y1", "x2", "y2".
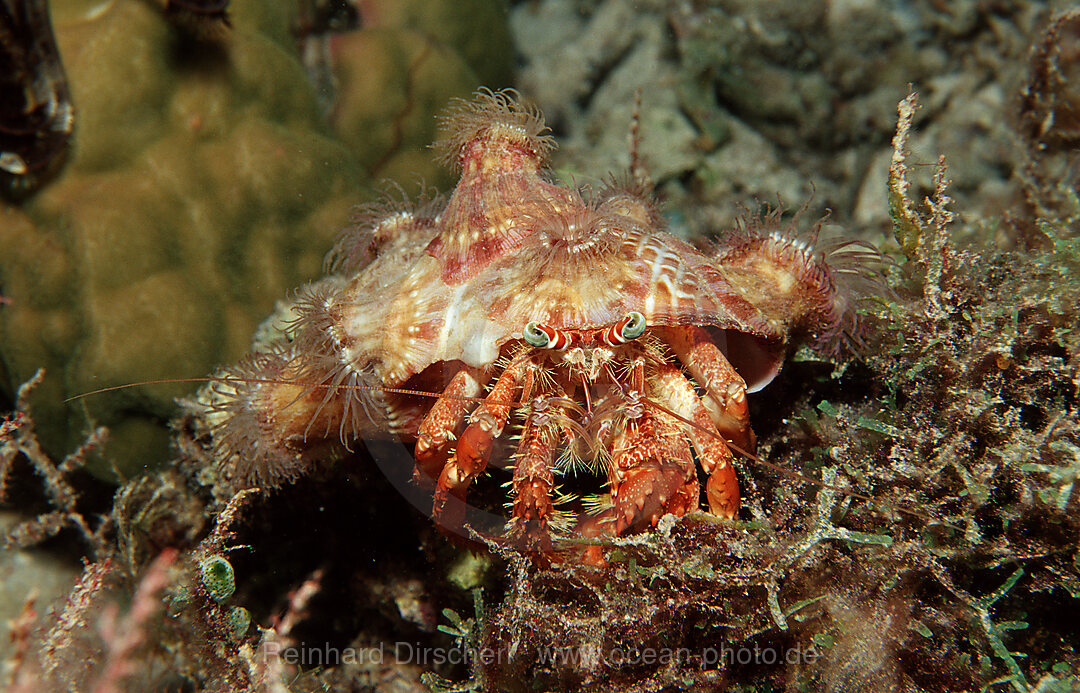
[{"x1": 455, "y1": 421, "x2": 495, "y2": 477}]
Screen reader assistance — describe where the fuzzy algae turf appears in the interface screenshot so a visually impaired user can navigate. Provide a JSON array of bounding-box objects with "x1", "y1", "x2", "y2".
[{"x1": 0, "y1": 0, "x2": 511, "y2": 478}]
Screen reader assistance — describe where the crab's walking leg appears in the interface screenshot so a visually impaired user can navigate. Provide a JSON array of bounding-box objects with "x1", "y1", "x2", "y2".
[
  {"x1": 662, "y1": 325, "x2": 756, "y2": 452},
  {"x1": 413, "y1": 366, "x2": 485, "y2": 485},
  {"x1": 510, "y1": 413, "x2": 556, "y2": 555},
  {"x1": 649, "y1": 364, "x2": 740, "y2": 520},
  {"x1": 609, "y1": 405, "x2": 698, "y2": 534},
  {"x1": 432, "y1": 355, "x2": 535, "y2": 535}
]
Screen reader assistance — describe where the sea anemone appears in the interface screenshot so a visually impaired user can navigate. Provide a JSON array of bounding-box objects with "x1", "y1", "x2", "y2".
[{"x1": 717, "y1": 205, "x2": 889, "y2": 355}]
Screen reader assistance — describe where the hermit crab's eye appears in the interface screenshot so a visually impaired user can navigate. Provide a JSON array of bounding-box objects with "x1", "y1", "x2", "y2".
[
  {"x1": 601, "y1": 311, "x2": 647, "y2": 346},
  {"x1": 524, "y1": 321, "x2": 570, "y2": 349},
  {"x1": 620, "y1": 311, "x2": 646, "y2": 340},
  {"x1": 524, "y1": 321, "x2": 550, "y2": 347}
]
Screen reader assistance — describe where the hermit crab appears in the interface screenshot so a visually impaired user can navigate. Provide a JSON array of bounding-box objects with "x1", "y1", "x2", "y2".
[{"x1": 192, "y1": 89, "x2": 876, "y2": 558}]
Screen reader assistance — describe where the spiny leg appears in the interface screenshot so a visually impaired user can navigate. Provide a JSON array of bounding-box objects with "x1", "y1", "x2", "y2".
[
  {"x1": 661, "y1": 325, "x2": 755, "y2": 452},
  {"x1": 432, "y1": 355, "x2": 535, "y2": 536},
  {"x1": 413, "y1": 366, "x2": 485, "y2": 486},
  {"x1": 649, "y1": 363, "x2": 740, "y2": 520},
  {"x1": 509, "y1": 409, "x2": 557, "y2": 556}
]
